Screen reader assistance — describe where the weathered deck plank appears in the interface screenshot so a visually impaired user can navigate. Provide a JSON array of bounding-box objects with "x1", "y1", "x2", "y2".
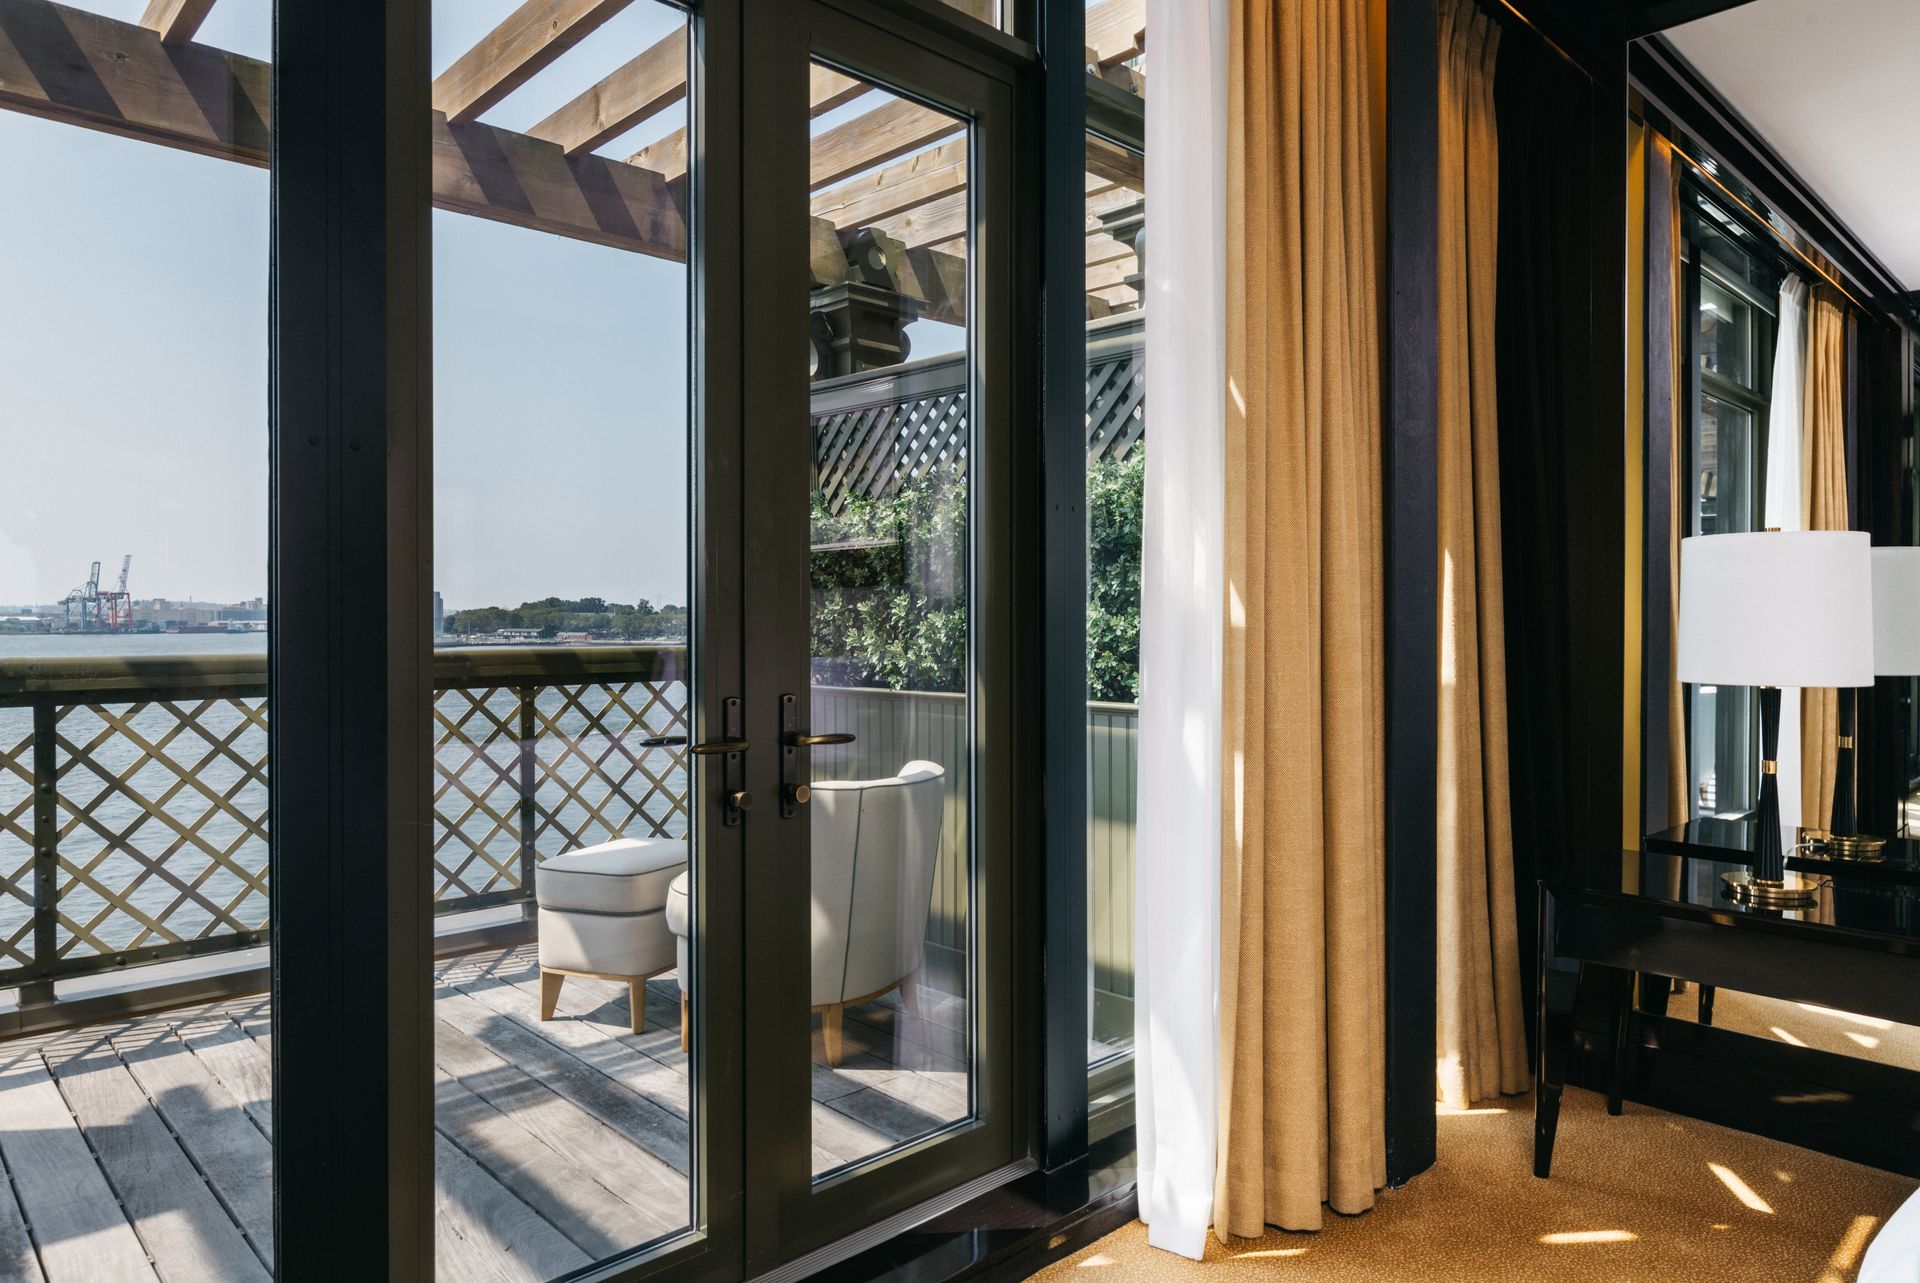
[
  {"x1": 0, "y1": 1165, "x2": 46, "y2": 1283},
  {"x1": 0, "y1": 1058, "x2": 159, "y2": 1283},
  {"x1": 432, "y1": 1016, "x2": 688, "y2": 1240},
  {"x1": 109, "y1": 1021, "x2": 274, "y2": 1256},
  {"x1": 0, "y1": 944, "x2": 973, "y2": 1271},
  {"x1": 40, "y1": 1029, "x2": 270, "y2": 1283},
  {"x1": 434, "y1": 1133, "x2": 590, "y2": 1283}
]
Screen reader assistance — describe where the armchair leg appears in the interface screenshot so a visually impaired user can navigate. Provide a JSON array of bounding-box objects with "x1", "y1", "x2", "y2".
[
  {"x1": 540, "y1": 969, "x2": 564, "y2": 1022},
  {"x1": 680, "y1": 992, "x2": 690, "y2": 1053},
  {"x1": 822, "y1": 1005, "x2": 844, "y2": 1067},
  {"x1": 628, "y1": 979, "x2": 647, "y2": 1035}
]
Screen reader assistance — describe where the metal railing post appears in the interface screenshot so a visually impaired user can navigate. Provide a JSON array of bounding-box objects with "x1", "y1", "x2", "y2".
[
  {"x1": 25, "y1": 698, "x2": 58, "y2": 1007},
  {"x1": 518, "y1": 685, "x2": 538, "y2": 907}
]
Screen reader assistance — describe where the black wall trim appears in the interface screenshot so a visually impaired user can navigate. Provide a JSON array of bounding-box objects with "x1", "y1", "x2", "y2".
[
  {"x1": 1631, "y1": 36, "x2": 1908, "y2": 319},
  {"x1": 1383, "y1": 0, "x2": 1440, "y2": 1187},
  {"x1": 1036, "y1": 0, "x2": 1090, "y2": 1171},
  {"x1": 270, "y1": 0, "x2": 434, "y2": 1276}
]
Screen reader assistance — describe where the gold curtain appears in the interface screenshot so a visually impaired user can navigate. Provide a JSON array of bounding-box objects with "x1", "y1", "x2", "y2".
[
  {"x1": 1801, "y1": 288, "x2": 1849, "y2": 829},
  {"x1": 1659, "y1": 140, "x2": 1689, "y2": 829},
  {"x1": 1217, "y1": 0, "x2": 1386, "y2": 1238},
  {"x1": 1434, "y1": 0, "x2": 1526, "y2": 1109}
]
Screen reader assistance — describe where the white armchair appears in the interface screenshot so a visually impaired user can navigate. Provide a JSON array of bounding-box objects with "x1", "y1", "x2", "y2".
[
  {"x1": 665, "y1": 760, "x2": 946, "y2": 1065},
  {"x1": 810, "y1": 760, "x2": 946, "y2": 1065}
]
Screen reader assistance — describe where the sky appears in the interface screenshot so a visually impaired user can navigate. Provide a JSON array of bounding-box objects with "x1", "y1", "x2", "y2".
[{"x1": 0, "y1": 0, "x2": 967, "y2": 614}]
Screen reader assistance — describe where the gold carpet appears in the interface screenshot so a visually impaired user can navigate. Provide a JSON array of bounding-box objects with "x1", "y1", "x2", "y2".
[{"x1": 1035, "y1": 1088, "x2": 1915, "y2": 1281}]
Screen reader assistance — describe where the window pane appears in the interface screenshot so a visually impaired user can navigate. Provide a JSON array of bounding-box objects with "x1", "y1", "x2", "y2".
[
  {"x1": 1086, "y1": 135, "x2": 1144, "y2": 1067},
  {"x1": 1698, "y1": 272, "x2": 1752, "y2": 387},
  {"x1": 0, "y1": 3, "x2": 273, "y2": 1278},
  {"x1": 807, "y1": 69, "x2": 973, "y2": 1178},
  {"x1": 429, "y1": 2, "x2": 695, "y2": 1272}
]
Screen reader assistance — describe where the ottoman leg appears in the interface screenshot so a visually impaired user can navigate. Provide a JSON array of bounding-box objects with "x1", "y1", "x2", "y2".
[
  {"x1": 540, "y1": 969, "x2": 565, "y2": 1021},
  {"x1": 628, "y1": 978, "x2": 647, "y2": 1035}
]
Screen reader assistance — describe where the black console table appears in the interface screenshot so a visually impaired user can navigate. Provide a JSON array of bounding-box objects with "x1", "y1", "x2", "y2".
[
  {"x1": 1534, "y1": 851, "x2": 1920, "y2": 1178},
  {"x1": 1645, "y1": 818, "x2": 1920, "y2": 887}
]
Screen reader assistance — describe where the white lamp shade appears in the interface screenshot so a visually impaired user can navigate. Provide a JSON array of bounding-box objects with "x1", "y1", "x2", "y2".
[
  {"x1": 1677, "y1": 530, "x2": 1873, "y2": 688},
  {"x1": 1873, "y1": 547, "x2": 1920, "y2": 675}
]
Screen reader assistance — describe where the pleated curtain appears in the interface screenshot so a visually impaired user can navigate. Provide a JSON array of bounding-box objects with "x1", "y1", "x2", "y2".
[
  {"x1": 1801, "y1": 288, "x2": 1849, "y2": 830},
  {"x1": 1215, "y1": 0, "x2": 1386, "y2": 1237},
  {"x1": 1434, "y1": 0, "x2": 1527, "y2": 1110},
  {"x1": 1135, "y1": 0, "x2": 1227, "y2": 1260}
]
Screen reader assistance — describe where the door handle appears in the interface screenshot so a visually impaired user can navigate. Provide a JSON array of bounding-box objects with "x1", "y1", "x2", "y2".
[
  {"x1": 639, "y1": 734, "x2": 752, "y2": 755},
  {"x1": 780, "y1": 694, "x2": 854, "y2": 817},
  {"x1": 641, "y1": 698, "x2": 750, "y2": 825},
  {"x1": 783, "y1": 732, "x2": 854, "y2": 747}
]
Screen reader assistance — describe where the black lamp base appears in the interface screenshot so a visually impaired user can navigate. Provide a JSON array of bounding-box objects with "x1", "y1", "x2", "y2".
[{"x1": 1755, "y1": 686, "x2": 1784, "y2": 883}]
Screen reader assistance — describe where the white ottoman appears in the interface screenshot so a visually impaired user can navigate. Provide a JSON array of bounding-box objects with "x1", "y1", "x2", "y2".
[
  {"x1": 535, "y1": 837, "x2": 686, "y2": 1034},
  {"x1": 665, "y1": 870, "x2": 691, "y2": 1051}
]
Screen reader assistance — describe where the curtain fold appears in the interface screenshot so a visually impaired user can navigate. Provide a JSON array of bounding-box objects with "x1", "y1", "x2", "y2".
[
  {"x1": 1801, "y1": 287, "x2": 1849, "y2": 830},
  {"x1": 1215, "y1": 0, "x2": 1385, "y2": 1237},
  {"x1": 1135, "y1": 0, "x2": 1227, "y2": 1260},
  {"x1": 1434, "y1": 0, "x2": 1526, "y2": 1110},
  {"x1": 1659, "y1": 140, "x2": 1689, "y2": 828},
  {"x1": 1765, "y1": 277, "x2": 1808, "y2": 835}
]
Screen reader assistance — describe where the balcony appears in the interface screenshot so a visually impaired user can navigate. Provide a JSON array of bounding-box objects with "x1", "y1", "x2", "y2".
[{"x1": 0, "y1": 636, "x2": 1136, "y2": 1276}]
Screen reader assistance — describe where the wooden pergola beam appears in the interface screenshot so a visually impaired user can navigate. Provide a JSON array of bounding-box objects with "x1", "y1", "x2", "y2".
[
  {"x1": 138, "y1": 0, "x2": 215, "y2": 45},
  {"x1": 811, "y1": 137, "x2": 965, "y2": 232},
  {"x1": 1085, "y1": 0, "x2": 1144, "y2": 66},
  {"x1": 432, "y1": 0, "x2": 632, "y2": 124},
  {"x1": 627, "y1": 63, "x2": 871, "y2": 184},
  {"x1": 528, "y1": 24, "x2": 686, "y2": 156},
  {"x1": 809, "y1": 97, "x2": 962, "y2": 190},
  {"x1": 0, "y1": 0, "x2": 972, "y2": 324}
]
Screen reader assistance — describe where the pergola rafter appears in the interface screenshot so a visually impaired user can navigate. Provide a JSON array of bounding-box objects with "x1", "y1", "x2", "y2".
[
  {"x1": 432, "y1": 0, "x2": 633, "y2": 124},
  {"x1": 138, "y1": 0, "x2": 214, "y2": 45},
  {"x1": 528, "y1": 24, "x2": 686, "y2": 156},
  {"x1": 0, "y1": 0, "x2": 1142, "y2": 326}
]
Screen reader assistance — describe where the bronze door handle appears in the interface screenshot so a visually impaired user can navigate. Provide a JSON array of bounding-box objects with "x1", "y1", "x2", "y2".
[{"x1": 783, "y1": 732, "x2": 854, "y2": 747}]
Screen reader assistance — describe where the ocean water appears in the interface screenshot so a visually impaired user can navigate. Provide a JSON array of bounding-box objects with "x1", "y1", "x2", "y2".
[{"x1": 0, "y1": 633, "x2": 689, "y2": 976}]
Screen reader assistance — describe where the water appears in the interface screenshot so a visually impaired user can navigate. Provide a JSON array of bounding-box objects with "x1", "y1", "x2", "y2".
[{"x1": 0, "y1": 633, "x2": 690, "y2": 977}]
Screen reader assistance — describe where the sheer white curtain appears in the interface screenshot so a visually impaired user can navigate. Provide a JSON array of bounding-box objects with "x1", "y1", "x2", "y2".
[
  {"x1": 1765, "y1": 277, "x2": 1808, "y2": 833},
  {"x1": 1134, "y1": 0, "x2": 1227, "y2": 1260}
]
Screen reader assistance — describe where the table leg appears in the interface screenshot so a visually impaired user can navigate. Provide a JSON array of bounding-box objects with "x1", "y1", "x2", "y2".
[
  {"x1": 1533, "y1": 888, "x2": 1570, "y2": 1179},
  {"x1": 1607, "y1": 966, "x2": 1633, "y2": 1116},
  {"x1": 1698, "y1": 984, "x2": 1716, "y2": 1026}
]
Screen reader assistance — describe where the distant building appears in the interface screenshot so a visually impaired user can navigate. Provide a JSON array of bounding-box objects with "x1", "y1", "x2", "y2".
[{"x1": 433, "y1": 590, "x2": 446, "y2": 637}]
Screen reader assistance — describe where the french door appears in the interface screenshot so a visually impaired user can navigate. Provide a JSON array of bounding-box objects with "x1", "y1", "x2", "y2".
[{"x1": 733, "y1": 0, "x2": 1022, "y2": 1270}]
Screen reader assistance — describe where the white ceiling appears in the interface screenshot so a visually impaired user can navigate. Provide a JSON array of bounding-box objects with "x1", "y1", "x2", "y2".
[{"x1": 1664, "y1": 0, "x2": 1920, "y2": 290}]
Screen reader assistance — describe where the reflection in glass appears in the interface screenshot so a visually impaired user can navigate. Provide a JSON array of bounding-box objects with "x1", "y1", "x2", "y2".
[
  {"x1": 430, "y1": 2, "x2": 695, "y2": 1273},
  {"x1": 1085, "y1": 134, "x2": 1145, "y2": 1066},
  {"x1": 807, "y1": 70, "x2": 974, "y2": 1178}
]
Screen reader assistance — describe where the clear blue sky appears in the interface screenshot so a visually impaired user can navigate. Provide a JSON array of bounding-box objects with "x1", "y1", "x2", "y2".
[
  {"x1": 0, "y1": 0, "x2": 969, "y2": 615},
  {"x1": 2, "y1": 0, "x2": 697, "y2": 613}
]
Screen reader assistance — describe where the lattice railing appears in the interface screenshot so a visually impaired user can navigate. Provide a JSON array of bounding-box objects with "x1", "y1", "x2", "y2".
[
  {"x1": 0, "y1": 647, "x2": 688, "y2": 991},
  {"x1": 810, "y1": 312, "x2": 1145, "y2": 515}
]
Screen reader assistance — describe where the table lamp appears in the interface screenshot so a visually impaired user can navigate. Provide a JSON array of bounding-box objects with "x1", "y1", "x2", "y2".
[
  {"x1": 1850, "y1": 547, "x2": 1920, "y2": 845},
  {"x1": 1678, "y1": 531, "x2": 1873, "y2": 904}
]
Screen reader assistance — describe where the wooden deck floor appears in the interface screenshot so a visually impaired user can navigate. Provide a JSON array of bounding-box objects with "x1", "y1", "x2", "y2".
[{"x1": 0, "y1": 943, "x2": 971, "y2": 1283}]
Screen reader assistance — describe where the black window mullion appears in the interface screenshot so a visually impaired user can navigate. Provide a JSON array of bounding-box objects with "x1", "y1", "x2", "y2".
[{"x1": 271, "y1": 1, "x2": 435, "y2": 1278}]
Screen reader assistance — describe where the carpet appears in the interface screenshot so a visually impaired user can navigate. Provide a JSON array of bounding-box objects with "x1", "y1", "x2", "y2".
[{"x1": 1030, "y1": 1088, "x2": 1914, "y2": 1281}]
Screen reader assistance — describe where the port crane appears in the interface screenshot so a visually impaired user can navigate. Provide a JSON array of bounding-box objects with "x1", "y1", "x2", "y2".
[{"x1": 61, "y1": 556, "x2": 132, "y2": 632}]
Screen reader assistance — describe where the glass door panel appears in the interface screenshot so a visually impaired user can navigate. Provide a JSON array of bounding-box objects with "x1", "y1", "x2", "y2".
[
  {"x1": 805, "y1": 71, "x2": 975, "y2": 1179},
  {"x1": 427, "y1": 2, "x2": 705, "y2": 1275}
]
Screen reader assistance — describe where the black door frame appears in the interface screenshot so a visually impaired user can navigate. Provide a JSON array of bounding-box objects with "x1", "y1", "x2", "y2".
[{"x1": 739, "y1": 0, "x2": 1026, "y2": 1268}]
